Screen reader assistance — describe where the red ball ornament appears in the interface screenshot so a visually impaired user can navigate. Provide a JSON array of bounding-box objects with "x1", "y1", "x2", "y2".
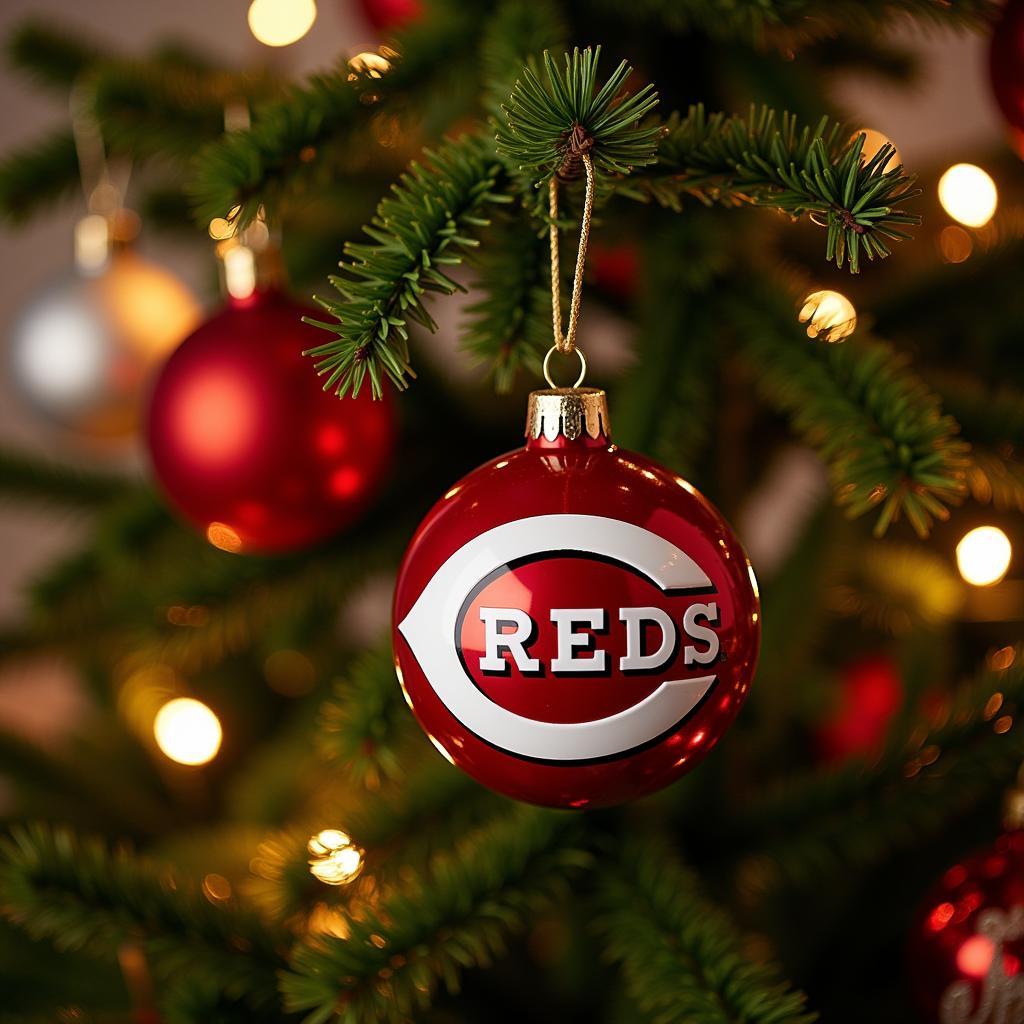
[
  {"x1": 815, "y1": 654, "x2": 903, "y2": 764},
  {"x1": 909, "y1": 830, "x2": 1024, "y2": 1023},
  {"x1": 147, "y1": 289, "x2": 395, "y2": 554},
  {"x1": 989, "y1": 0, "x2": 1024, "y2": 156},
  {"x1": 392, "y1": 387, "x2": 760, "y2": 808},
  {"x1": 357, "y1": 0, "x2": 421, "y2": 33}
]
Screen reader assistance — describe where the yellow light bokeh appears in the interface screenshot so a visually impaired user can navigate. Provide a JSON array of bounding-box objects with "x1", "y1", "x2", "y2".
[
  {"x1": 938, "y1": 164, "x2": 998, "y2": 228},
  {"x1": 247, "y1": 0, "x2": 316, "y2": 47},
  {"x1": 857, "y1": 128, "x2": 900, "y2": 168},
  {"x1": 153, "y1": 697, "x2": 223, "y2": 765},
  {"x1": 307, "y1": 829, "x2": 364, "y2": 886},
  {"x1": 206, "y1": 522, "x2": 242, "y2": 553},
  {"x1": 798, "y1": 289, "x2": 858, "y2": 343},
  {"x1": 956, "y1": 526, "x2": 1012, "y2": 587}
]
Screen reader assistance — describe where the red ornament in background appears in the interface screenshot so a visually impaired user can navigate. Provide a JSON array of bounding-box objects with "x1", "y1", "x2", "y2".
[
  {"x1": 815, "y1": 654, "x2": 903, "y2": 763},
  {"x1": 909, "y1": 830, "x2": 1024, "y2": 1022},
  {"x1": 358, "y1": 0, "x2": 421, "y2": 32},
  {"x1": 989, "y1": 0, "x2": 1024, "y2": 157},
  {"x1": 147, "y1": 289, "x2": 395, "y2": 554},
  {"x1": 392, "y1": 387, "x2": 760, "y2": 808},
  {"x1": 589, "y1": 242, "x2": 639, "y2": 303}
]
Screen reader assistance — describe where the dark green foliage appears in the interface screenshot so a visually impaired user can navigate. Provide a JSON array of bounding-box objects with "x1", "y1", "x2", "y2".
[
  {"x1": 495, "y1": 47, "x2": 661, "y2": 183},
  {"x1": 626, "y1": 106, "x2": 921, "y2": 272},
  {"x1": 317, "y1": 645, "x2": 410, "y2": 787},
  {"x1": 462, "y1": 213, "x2": 553, "y2": 391},
  {"x1": 732, "y1": 283, "x2": 969, "y2": 537},
  {"x1": 6, "y1": 19, "x2": 107, "y2": 90},
  {"x1": 732, "y1": 649, "x2": 1024, "y2": 887},
  {"x1": 304, "y1": 134, "x2": 507, "y2": 397},
  {"x1": 0, "y1": 130, "x2": 80, "y2": 223},
  {"x1": 0, "y1": 823, "x2": 287, "y2": 1001},
  {"x1": 281, "y1": 807, "x2": 591, "y2": 1023},
  {"x1": 0, "y1": 447, "x2": 136, "y2": 509},
  {"x1": 596, "y1": 837, "x2": 816, "y2": 1024}
]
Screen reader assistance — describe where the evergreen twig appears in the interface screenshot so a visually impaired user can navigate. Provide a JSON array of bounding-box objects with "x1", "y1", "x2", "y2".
[
  {"x1": 0, "y1": 448, "x2": 136, "y2": 510},
  {"x1": 596, "y1": 836, "x2": 816, "y2": 1024},
  {"x1": 281, "y1": 807, "x2": 590, "y2": 1024}
]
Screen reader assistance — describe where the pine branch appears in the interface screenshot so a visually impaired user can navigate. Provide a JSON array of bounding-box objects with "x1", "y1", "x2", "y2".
[
  {"x1": 596, "y1": 836, "x2": 816, "y2": 1024},
  {"x1": 461, "y1": 212, "x2": 552, "y2": 391},
  {"x1": 585, "y1": 0, "x2": 998, "y2": 46},
  {"x1": 317, "y1": 645, "x2": 410, "y2": 788},
  {"x1": 0, "y1": 823, "x2": 287, "y2": 1000},
  {"x1": 305, "y1": 133, "x2": 507, "y2": 397},
  {"x1": 495, "y1": 47, "x2": 661, "y2": 184},
  {"x1": 281, "y1": 807, "x2": 590, "y2": 1024},
  {"x1": 622, "y1": 106, "x2": 921, "y2": 273},
  {"x1": 0, "y1": 447, "x2": 136, "y2": 510},
  {"x1": 6, "y1": 19, "x2": 107, "y2": 90},
  {"x1": 731, "y1": 648, "x2": 1024, "y2": 889},
  {"x1": 0, "y1": 130, "x2": 79, "y2": 223},
  {"x1": 731, "y1": 279, "x2": 969, "y2": 537}
]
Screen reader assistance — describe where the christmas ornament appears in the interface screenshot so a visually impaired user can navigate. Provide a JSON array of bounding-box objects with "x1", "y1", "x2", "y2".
[
  {"x1": 989, "y1": 0, "x2": 1024, "y2": 157},
  {"x1": 910, "y1": 826, "x2": 1024, "y2": 1022},
  {"x1": 147, "y1": 288, "x2": 395, "y2": 554},
  {"x1": 357, "y1": 0, "x2": 420, "y2": 33},
  {"x1": 9, "y1": 214, "x2": 200, "y2": 441},
  {"x1": 815, "y1": 654, "x2": 903, "y2": 763},
  {"x1": 392, "y1": 386, "x2": 760, "y2": 808}
]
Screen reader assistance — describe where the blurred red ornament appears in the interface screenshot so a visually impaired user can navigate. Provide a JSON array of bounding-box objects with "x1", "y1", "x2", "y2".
[
  {"x1": 147, "y1": 289, "x2": 395, "y2": 554},
  {"x1": 392, "y1": 387, "x2": 760, "y2": 808},
  {"x1": 357, "y1": 0, "x2": 420, "y2": 32},
  {"x1": 589, "y1": 242, "x2": 639, "y2": 302},
  {"x1": 909, "y1": 830, "x2": 1024, "y2": 1022},
  {"x1": 815, "y1": 654, "x2": 903, "y2": 763},
  {"x1": 989, "y1": 0, "x2": 1024, "y2": 156}
]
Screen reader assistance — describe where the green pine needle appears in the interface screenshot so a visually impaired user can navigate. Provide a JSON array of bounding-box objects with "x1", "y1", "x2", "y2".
[{"x1": 495, "y1": 46, "x2": 661, "y2": 184}]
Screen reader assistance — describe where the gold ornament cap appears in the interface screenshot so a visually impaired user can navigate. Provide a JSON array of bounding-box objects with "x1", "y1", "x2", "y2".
[{"x1": 526, "y1": 387, "x2": 610, "y2": 443}]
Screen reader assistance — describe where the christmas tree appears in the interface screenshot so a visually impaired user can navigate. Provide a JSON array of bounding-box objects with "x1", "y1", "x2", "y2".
[{"x1": 0, "y1": 1, "x2": 1022, "y2": 1021}]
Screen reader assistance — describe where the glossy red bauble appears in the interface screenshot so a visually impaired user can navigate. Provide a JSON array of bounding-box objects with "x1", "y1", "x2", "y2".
[
  {"x1": 815, "y1": 654, "x2": 903, "y2": 763},
  {"x1": 909, "y1": 830, "x2": 1024, "y2": 1022},
  {"x1": 357, "y1": 0, "x2": 421, "y2": 32},
  {"x1": 990, "y1": 0, "x2": 1024, "y2": 156},
  {"x1": 147, "y1": 290, "x2": 395, "y2": 554},
  {"x1": 392, "y1": 388, "x2": 760, "y2": 808}
]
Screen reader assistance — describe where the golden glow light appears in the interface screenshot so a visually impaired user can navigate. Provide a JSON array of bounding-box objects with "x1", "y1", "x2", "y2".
[
  {"x1": 153, "y1": 697, "x2": 222, "y2": 765},
  {"x1": 956, "y1": 526, "x2": 1012, "y2": 586},
  {"x1": 798, "y1": 290, "x2": 858, "y2": 343},
  {"x1": 938, "y1": 164, "x2": 998, "y2": 228},
  {"x1": 857, "y1": 128, "x2": 900, "y2": 167},
  {"x1": 247, "y1": 0, "x2": 316, "y2": 47},
  {"x1": 307, "y1": 829, "x2": 364, "y2": 886}
]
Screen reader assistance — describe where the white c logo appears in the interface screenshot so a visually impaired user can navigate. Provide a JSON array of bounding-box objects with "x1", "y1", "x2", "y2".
[{"x1": 399, "y1": 514, "x2": 720, "y2": 763}]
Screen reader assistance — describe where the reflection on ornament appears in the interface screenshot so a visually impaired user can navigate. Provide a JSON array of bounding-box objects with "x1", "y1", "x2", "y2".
[
  {"x1": 247, "y1": 0, "x2": 316, "y2": 47},
  {"x1": 957, "y1": 527, "x2": 1012, "y2": 587},
  {"x1": 10, "y1": 248, "x2": 200, "y2": 441},
  {"x1": 938, "y1": 165, "x2": 998, "y2": 229},
  {"x1": 798, "y1": 289, "x2": 857, "y2": 342},
  {"x1": 940, "y1": 907, "x2": 1024, "y2": 1024},
  {"x1": 153, "y1": 697, "x2": 222, "y2": 765},
  {"x1": 307, "y1": 829, "x2": 364, "y2": 886}
]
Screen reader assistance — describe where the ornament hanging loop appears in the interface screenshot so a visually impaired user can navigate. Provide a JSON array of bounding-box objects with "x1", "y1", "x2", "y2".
[
  {"x1": 548, "y1": 147, "x2": 595, "y2": 385},
  {"x1": 542, "y1": 344, "x2": 588, "y2": 389}
]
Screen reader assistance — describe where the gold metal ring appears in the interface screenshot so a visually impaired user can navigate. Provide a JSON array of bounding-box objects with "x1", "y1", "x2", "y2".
[{"x1": 543, "y1": 346, "x2": 587, "y2": 389}]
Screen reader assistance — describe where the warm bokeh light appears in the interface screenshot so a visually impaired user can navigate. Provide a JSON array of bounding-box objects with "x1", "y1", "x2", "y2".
[
  {"x1": 857, "y1": 128, "x2": 900, "y2": 167},
  {"x1": 938, "y1": 225, "x2": 973, "y2": 264},
  {"x1": 307, "y1": 829, "x2": 364, "y2": 886},
  {"x1": 74, "y1": 214, "x2": 111, "y2": 274},
  {"x1": 956, "y1": 934, "x2": 995, "y2": 978},
  {"x1": 956, "y1": 526, "x2": 1012, "y2": 586},
  {"x1": 247, "y1": 0, "x2": 316, "y2": 47},
  {"x1": 798, "y1": 290, "x2": 858, "y2": 342},
  {"x1": 153, "y1": 697, "x2": 222, "y2": 765},
  {"x1": 206, "y1": 523, "x2": 243, "y2": 553},
  {"x1": 938, "y1": 163, "x2": 998, "y2": 228}
]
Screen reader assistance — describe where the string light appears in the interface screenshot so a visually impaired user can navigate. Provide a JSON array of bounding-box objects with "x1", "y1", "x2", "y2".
[
  {"x1": 247, "y1": 0, "x2": 317, "y2": 47},
  {"x1": 938, "y1": 164, "x2": 998, "y2": 228},
  {"x1": 153, "y1": 697, "x2": 222, "y2": 765},
  {"x1": 307, "y1": 829, "x2": 365, "y2": 886},
  {"x1": 956, "y1": 526, "x2": 1012, "y2": 586},
  {"x1": 798, "y1": 290, "x2": 858, "y2": 342}
]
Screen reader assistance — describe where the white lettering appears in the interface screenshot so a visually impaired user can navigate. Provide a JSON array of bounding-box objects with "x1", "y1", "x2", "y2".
[{"x1": 478, "y1": 607, "x2": 540, "y2": 673}]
